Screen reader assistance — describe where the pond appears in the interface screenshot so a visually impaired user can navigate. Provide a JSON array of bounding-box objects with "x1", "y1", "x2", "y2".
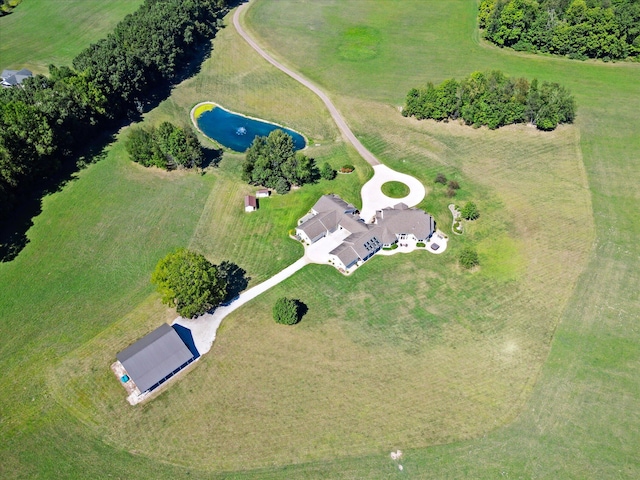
[{"x1": 192, "y1": 102, "x2": 306, "y2": 152}]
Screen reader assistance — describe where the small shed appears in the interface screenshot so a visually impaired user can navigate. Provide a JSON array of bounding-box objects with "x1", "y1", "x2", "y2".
[
  {"x1": 256, "y1": 189, "x2": 270, "y2": 198},
  {"x1": 116, "y1": 323, "x2": 196, "y2": 395},
  {"x1": 245, "y1": 195, "x2": 257, "y2": 212}
]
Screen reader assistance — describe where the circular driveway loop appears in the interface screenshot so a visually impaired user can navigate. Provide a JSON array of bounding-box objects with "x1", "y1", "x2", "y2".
[{"x1": 360, "y1": 165, "x2": 426, "y2": 222}]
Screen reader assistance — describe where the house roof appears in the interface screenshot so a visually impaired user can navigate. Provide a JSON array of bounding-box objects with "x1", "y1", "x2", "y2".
[
  {"x1": 375, "y1": 203, "x2": 434, "y2": 240},
  {"x1": 330, "y1": 243, "x2": 360, "y2": 267},
  {"x1": 297, "y1": 194, "x2": 362, "y2": 239},
  {"x1": 244, "y1": 195, "x2": 257, "y2": 208},
  {"x1": 117, "y1": 323, "x2": 194, "y2": 393},
  {"x1": 1, "y1": 68, "x2": 32, "y2": 86},
  {"x1": 342, "y1": 229, "x2": 383, "y2": 260},
  {"x1": 297, "y1": 215, "x2": 329, "y2": 240},
  {"x1": 311, "y1": 194, "x2": 357, "y2": 215},
  {"x1": 299, "y1": 194, "x2": 434, "y2": 267}
]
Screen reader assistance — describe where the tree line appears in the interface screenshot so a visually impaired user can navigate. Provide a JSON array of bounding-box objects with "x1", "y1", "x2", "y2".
[
  {"x1": 479, "y1": 0, "x2": 640, "y2": 61},
  {"x1": 403, "y1": 70, "x2": 575, "y2": 130},
  {"x1": 0, "y1": 0, "x2": 227, "y2": 220}
]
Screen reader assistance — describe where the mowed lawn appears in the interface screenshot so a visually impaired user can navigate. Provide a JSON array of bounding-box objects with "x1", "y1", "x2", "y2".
[
  {"x1": 47, "y1": 0, "x2": 592, "y2": 474},
  {"x1": 0, "y1": 1, "x2": 639, "y2": 479},
  {"x1": 0, "y1": 0, "x2": 143, "y2": 73}
]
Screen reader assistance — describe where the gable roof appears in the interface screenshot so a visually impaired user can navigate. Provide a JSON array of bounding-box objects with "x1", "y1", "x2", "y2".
[
  {"x1": 117, "y1": 323, "x2": 194, "y2": 393},
  {"x1": 297, "y1": 194, "x2": 363, "y2": 239},
  {"x1": 342, "y1": 229, "x2": 383, "y2": 260},
  {"x1": 311, "y1": 194, "x2": 356, "y2": 215},
  {"x1": 375, "y1": 203, "x2": 434, "y2": 240},
  {"x1": 330, "y1": 243, "x2": 360, "y2": 267},
  {"x1": 1, "y1": 68, "x2": 32, "y2": 87},
  {"x1": 244, "y1": 195, "x2": 257, "y2": 208},
  {"x1": 297, "y1": 215, "x2": 329, "y2": 240}
]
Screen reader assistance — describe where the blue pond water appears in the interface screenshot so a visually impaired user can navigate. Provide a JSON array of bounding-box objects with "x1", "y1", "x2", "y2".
[{"x1": 196, "y1": 105, "x2": 306, "y2": 152}]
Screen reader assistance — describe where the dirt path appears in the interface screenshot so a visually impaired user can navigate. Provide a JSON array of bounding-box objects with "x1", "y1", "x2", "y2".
[{"x1": 233, "y1": 3, "x2": 379, "y2": 166}]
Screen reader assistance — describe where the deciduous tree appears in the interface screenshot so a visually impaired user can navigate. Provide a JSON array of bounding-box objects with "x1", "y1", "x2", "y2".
[
  {"x1": 461, "y1": 201, "x2": 480, "y2": 220},
  {"x1": 242, "y1": 129, "x2": 317, "y2": 192},
  {"x1": 151, "y1": 248, "x2": 228, "y2": 319}
]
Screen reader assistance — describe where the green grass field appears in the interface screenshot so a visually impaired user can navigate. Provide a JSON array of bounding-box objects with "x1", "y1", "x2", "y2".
[
  {"x1": 0, "y1": 0, "x2": 143, "y2": 73},
  {"x1": 380, "y1": 181, "x2": 410, "y2": 198},
  {"x1": 1, "y1": 0, "x2": 639, "y2": 478}
]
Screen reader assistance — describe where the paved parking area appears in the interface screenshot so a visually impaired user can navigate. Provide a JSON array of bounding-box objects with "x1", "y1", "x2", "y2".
[{"x1": 304, "y1": 228, "x2": 351, "y2": 264}]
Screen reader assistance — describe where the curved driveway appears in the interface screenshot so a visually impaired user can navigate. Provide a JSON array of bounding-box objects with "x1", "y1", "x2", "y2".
[
  {"x1": 360, "y1": 165, "x2": 426, "y2": 222},
  {"x1": 234, "y1": 3, "x2": 426, "y2": 215},
  {"x1": 175, "y1": 3, "x2": 429, "y2": 357},
  {"x1": 233, "y1": 4, "x2": 379, "y2": 166},
  {"x1": 174, "y1": 257, "x2": 310, "y2": 355}
]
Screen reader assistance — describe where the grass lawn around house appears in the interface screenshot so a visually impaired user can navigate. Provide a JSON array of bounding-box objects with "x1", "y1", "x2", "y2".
[
  {"x1": 380, "y1": 180, "x2": 410, "y2": 198},
  {"x1": 0, "y1": 0, "x2": 144, "y2": 73},
  {"x1": 1, "y1": 0, "x2": 639, "y2": 478},
  {"x1": 47, "y1": 1, "x2": 593, "y2": 473}
]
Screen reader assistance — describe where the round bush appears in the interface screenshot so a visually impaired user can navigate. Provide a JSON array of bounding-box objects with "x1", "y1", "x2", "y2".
[
  {"x1": 459, "y1": 247, "x2": 479, "y2": 269},
  {"x1": 273, "y1": 297, "x2": 300, "y2": 325}
]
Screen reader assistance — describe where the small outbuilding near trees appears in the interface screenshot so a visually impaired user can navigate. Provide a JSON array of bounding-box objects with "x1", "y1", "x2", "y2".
[{"x1": 245, "y1": 195, "x2": 257, "y2": 212}]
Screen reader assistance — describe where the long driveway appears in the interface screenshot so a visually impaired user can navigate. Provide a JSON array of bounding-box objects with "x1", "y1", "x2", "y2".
[
  {"x1": 175, "y1": 3, "x2": 429, "y2": 356},
  {"x1": 233, "y1": 4, "x2": 379, "y2": 166},
  {"x1": 174, "y1": 257, "x2": 310, "y2": 355}
]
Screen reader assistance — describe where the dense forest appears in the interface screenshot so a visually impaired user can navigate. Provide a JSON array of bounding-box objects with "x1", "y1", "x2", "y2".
[
  {"x1": 0, "y1": 0, "x2": 227, "y2": 221},
  {"x1": 479, "y1": 0, "x2": 640, "y2": 60},
  {"x1": 403, "y1": 70, "x2": 575, "y2": 130}
]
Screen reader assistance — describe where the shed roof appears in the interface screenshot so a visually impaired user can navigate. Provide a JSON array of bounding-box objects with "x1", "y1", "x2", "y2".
[
  {"x1": 117, "y1": 323, "x2": 194, "y2": 393},
  {"x1": 244, "y1": 195, "x2": 257, "y2": 208}
]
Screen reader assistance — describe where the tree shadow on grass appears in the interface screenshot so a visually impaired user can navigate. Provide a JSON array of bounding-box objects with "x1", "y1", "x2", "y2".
[
  {"x1": 202, "y1": 146, "x2": 223, "y2": 169},
  {"x1": 219, "y1": 261, "x2": 251, "y2": 301},
  {"x1": 294, "y1": 299, "x2": 309, "y2": 323},
  {"x1": 0, "y1": 14, "x2": 226, "y2": 263},
  {"x1": 0, "y1": 136, "x2": 112, "y2": 263}
]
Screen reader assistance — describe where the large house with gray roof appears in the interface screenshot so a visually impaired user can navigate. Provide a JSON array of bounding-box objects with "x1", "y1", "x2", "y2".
[
  {"x1": 296, "y1": 194, "x2": 363, "y2": 243},
  {"x1": 296, "y1": 194, "x2": 435, "y2": 271},
  {"x1": 1, "y1": 68, "x2": 32, "y2": 88}
]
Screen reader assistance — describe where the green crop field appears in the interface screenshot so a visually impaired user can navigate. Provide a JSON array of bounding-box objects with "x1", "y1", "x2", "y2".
[
  {"x1": 0, "y1": 0, "x2": 143, "y2": 73},
  {"x1": 1, "y1": 0, "x2": 639, "y2": 478}
]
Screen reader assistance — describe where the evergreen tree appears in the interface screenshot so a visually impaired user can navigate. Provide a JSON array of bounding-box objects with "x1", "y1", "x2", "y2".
[{"x1": 273, "y1": 297, "x2": 301, "y2": 325}]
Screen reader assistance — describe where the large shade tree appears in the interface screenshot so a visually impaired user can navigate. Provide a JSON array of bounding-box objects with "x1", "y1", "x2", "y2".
[
  {"x1": 242, "y1": 129, "x2": 318, "y2": 193},
  {"x1": 151, "y1": 248, "x2": 228, "y2": 318}
]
